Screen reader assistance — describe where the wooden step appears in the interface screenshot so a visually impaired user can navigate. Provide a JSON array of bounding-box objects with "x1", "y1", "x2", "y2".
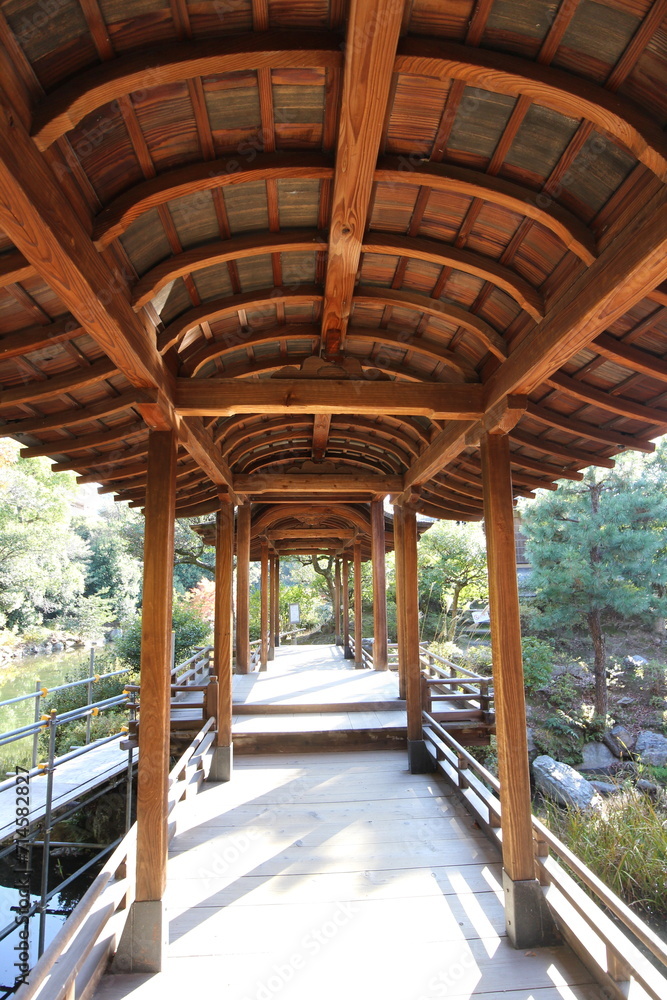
[
  {"x1": 233, "y1": 727, "x2": 408, "y2": 754},
  {"x1": 233, "y1": 700, "x2": 406, "y2": 714}
]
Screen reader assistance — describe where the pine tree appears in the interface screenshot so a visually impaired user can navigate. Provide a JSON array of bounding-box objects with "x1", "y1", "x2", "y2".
[{"x1": 522, "y1": 457, "x2": 667, "y2": 717}]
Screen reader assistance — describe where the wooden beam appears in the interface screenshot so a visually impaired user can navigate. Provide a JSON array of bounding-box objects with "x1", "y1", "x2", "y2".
[
  {"x1": 93, "y1": 153, "x2": 334, "y2": 248},
  {"x1": 269, "y1": 554, "x2": 277, "y2": 659},
  {"x1": 593, "y1": 331, "x2": 667, "y2": 383},
  {"x1": 0, "y1": 358, "x2": 117, "y2": 409},
  {"x1": 236, "y1": 505, "x2": 251, "y2": 674},
  {"x1": 0, "y1": 314, "x2": 84, "y2": 362},
  {"x1": 20, "y1": 421, "x2": 147, "y2": 459},
  {"x1": 185, "y1": 324, "x2": 320, "y2": 377},
  {"x1": 526, "y1": 401, "x2": 655, "y2": 453},
  {"x1": 354, "y1": 286, "x2": 507, "y2": 360},
  {"x1": 312, "y1": 413, "x2": 331, "y2": 460},
  {"x1": 395, "y1": 40, "x2": 667, "y2": 180},
  {"x1": 0, "y1": 249, "x2": 36, "y2": 287},
  {"x1": 485, "y1": 187, "x2": 667, "y2": 407},
  {"x1": 348, "y1": 327, "x2": 478, "y2": 379},
  {"x1": 132, "y1": 231, "x2": 325, "y2": 311},
  {"x1": 178, "y1": 416, "x2": 237, "y2": 501},
  {"x1": 321, "y1": 0, "x2": 405, "y2": 354},
  {"x1": 214, "y1": 501, "x2": 234, "y2": 749},
  {"x1": 510, "y1": 428, "x2": 615, "y2": 469},
  {"x1": 234, "y1": 473, "x2": 403, "y2": 494},
  {"x1": 136, "y1": 430, "x2": 176, "y2": 903},
  {"x1": 266, "y1": 528, "x2": 355, "y2": 540},
  {"x1": 342, "y1": 555, "x2": 351, "y2": 658},
  {"x1": 393, "y1": 504, "x2": 406, "y2": 699},
  {"x1": 363, "y1": 233, "x2": 544, "y2": 320},
  {"x1": 375, "y1": 157, "x2": 596, "y2": 264},
  {"x1": 272, "y1": 554, "x2": 280, "y2": 649},
  {"x1": 334, "y1": 556, "x2": 342, "y2": 645},
  {"x1": 545, "y1": 371, "x2": 667, "y2": 427},
  {"x1": 371, "y1": 499, "x2": 388, "y2": 670},
  {"x1": 400, "y1": 421, "x2": 478, "y2": 499},
  {"x1": 480, "y1": 432, "x2": 535, "y2": 883},
  {"x1": 398, "y1": 506, "x2": 421, "y2": 745},
  {"x1": 31, "y1": 34, "x2": 344, "y2": 149},
  {"x1": 0, "y1": 391, "x2": 156, "y2": 437},
  {"x1": 174, "y1": 379, "x2": 485, "y2": 419}
]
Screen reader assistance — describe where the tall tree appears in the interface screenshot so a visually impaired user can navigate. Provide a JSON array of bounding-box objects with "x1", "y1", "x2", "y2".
[
  {"x1": 417, "y1": 520, "x2": 488, "y2": 640},
  {"x1": 522, "y1": 458, "x2": 667, "y2": 717}
]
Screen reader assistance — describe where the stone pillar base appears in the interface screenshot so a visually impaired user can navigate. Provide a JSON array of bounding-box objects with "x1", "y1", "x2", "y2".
[
  {"x1": 502, "y1": 871, "x2": 560, "y2": 948},
  {"x1": 111, "y1": 900, "x2": 167, "y2": 974},
  {"x1": 208, "y1": 744, "x2": 233, "y2": 782},
  {"x1": 408, "y1": 739, "x2": 436, "y2": 774}
]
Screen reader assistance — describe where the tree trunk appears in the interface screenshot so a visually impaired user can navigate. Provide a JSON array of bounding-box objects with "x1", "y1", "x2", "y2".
[
  {"x1": 447, "y1": 584, "x2": 463, "y2": 641},
  {"x1": 310, "y1": 555, "x2": 336, "y2": 611},
  {"x1": 587, "y1": 609, "x2": 608, "y2": 718}
]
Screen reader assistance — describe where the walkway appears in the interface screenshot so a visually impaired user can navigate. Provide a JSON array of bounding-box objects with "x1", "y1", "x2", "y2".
[
  {"x1": 93, "y1": 750, "x2": 604, "y2": 1000},
  {"x1": 0, "y1": 738, "x2": 135, "y2": 842},
  {"x1": 231, "y1": 644, "x2": 407, "y2": 749}
]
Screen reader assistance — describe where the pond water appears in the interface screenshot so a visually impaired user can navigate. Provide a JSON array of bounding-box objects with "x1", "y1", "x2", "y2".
[{"x1": 0, "y1": 648, "x2": 105, "y2": 775}]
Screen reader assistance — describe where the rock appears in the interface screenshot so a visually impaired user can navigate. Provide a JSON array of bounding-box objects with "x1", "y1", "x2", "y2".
[
  {"x1": 603, "y1": 724, "x2": 636, "y2": 759},
  {"x1": 526, "y1": 727, "x2": 539, "y2": 761},
  {"x1": 617, "y1": 696, "x2": 635, "y2": 707},
  {"x1": 625, "y1": 655, "x2": 648, "y2": 669},
  {"x1": 589, "y1": 780, "x2": 620, "y2": 796},
  {"x1": 107, "y1": 628, "x2": 122, "y2": 641},
  {"x1": 635, "y1": 779, "x2": 660, "y2": 797},
  {"x1": 635, "y1": 731, "x2": 667, "y2": 767},
  {"x1": 578, "y1": 742, "x2": 619, "y2": 775},
  {"x1": 51, "y1": 641, "x2": 64, "y2": 651},
  {"x1": 532, "y1": 755, "x2": 602, "y2": 811}
]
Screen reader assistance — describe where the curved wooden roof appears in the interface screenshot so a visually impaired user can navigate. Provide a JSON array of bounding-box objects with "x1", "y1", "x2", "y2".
[{"x1": 0, "y1": 0, "x2": 666, "y2": 527}]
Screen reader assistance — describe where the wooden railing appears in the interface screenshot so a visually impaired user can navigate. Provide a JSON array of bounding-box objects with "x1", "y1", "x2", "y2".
[
  {"x1": 171, "y1": 645, "x2": 212, "y2": 689},
  {"x1": 422, "y1": 715, "x2": 667, "y2": 1000},
  {"x1": 15, "y1": 719, "x2": 216, "y2": 1000},
  {"x1": 249, "y1": 638, "x2": 262, "y2": 669},
  {"x1": 419, "y1": 644, "x2": 493, "y2": 725}
]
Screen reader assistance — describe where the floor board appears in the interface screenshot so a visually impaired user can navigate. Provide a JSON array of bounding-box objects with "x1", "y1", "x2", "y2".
[{"x1": 93, "y1": 750, "x2": 605, "y2": 1000}]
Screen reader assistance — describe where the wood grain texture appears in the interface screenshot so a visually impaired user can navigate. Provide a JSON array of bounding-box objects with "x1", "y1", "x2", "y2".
[
  {"x1": 480, "y1": 432, "x2": 534, "y2": 883},
  {"x1": 353, "y1": 539, "x2": 363, "y2": 666},
  {"x1": 0, "y1": 314, "x2": 84, "y2": 361},
  {"x1": 132, "y1": 231, "x2": 325, "y2": 310},
  {"x1": 0, "y1": 358, "x2": 117, "y2": 409},
  {"x1": 136, "y1": 430, "x2": 176, "y2": 902},
  {"x1": 0, "y1": 249, "x2": 37, "y2": 287},
  {"x1": 395, "y1": 39, "x2": 667, "y2": 181},
  {"x1": 375, "y1": 157, "x2": 597, "y2": 264},
  {"x1": 400, "y1": 506, "x2": 421, "y2": 741},
  {"x1": 525, "y1": 401, "x2": 655, "y2": 453},
  {"x1": 94, "y1": 153, "x2": 334, "y2": 248},
  {"x1": 31, "y1": 34, "x2": 344, "y2": 150},
  {"x1": 235, "y1": 474, "x2": 403, "y2": 494},
  {"x1": 363, "y1": 233, "x2": 544, "y2": 320},
  {"x1": 236, "y1": 504, "x2": 251, "y2": 675},
  {"x1": 370, "y1": 498, "x2": 388, "y2": 670},
  {"x1": 260, "y1": 538, "x2": 269, "y2": 670},
  {"x1": 321, "y1": 0, "x2": 405, "y2": 354},
  {"x1": 311, "y1": 412, "x2": 331, "y2": 459},
  {"x1": 174, "y1": 378, "x2": 485, "y2": 419}
]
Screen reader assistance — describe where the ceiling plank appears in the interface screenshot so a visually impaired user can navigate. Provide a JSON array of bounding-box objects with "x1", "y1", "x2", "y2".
[
  {"x1": 20, "y1": 421, "x2": 147, "y2": 458},
  {"x1": 375, "y1": 157, "x2": 596, "y2": 264},
  {"x1": 395, "y1": 40, "x2": 667, "y2": 181},
  {"x1": 0, "y1": 315, "x2": 84, "y2": 361},
  {"x1": 321, "y1": 0, "x2": 405, "y2": 355},
  {"x1": 234, "y1": 473, "x2": 403, "y2": 494},
  {"x1": 0, "y1": 358, "x2": 117, "y2": 409},
  {"x1": 31, "y1": 34, "x2": 344, "y2": 150},
  {"x1": 174, "y1": 378, "x2": 485, "y2": 419}
]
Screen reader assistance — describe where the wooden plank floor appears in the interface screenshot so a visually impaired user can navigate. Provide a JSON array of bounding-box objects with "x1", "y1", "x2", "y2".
[
  {"x1": 0, "y1": 739, "x2": 135, "y2": 842},
  {"x1": 94, "y1": 751, "x2": 606, "y2": 1000}
]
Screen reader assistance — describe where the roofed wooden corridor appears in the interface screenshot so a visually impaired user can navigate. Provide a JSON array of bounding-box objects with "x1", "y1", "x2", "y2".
[{"x1": 92, "y1": 750, "x2": 604, "y2": 1000}]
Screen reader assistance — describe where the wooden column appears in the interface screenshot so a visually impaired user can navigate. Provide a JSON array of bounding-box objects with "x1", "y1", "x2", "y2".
[
  {"x1": 210, "y1": 499, "x2": 234, "y2": 781},
  {"x1": 273, "y1": 556, "x2": 281, "y2": 647},
  {"x1": 260, "y1": 539, "x2": 269, "y2": 671},
  {"x1": 127, "y1": 430, "x2": 176, "y2": 970},
  {"x1": 342, "y1": 555, "x2": 351, "y2": 657},
  {"x1": 393, "y1": 505, "x2": 407, "y2": 700},
  {"x1": 354, "y1": 540, "x2": 363, "y2": 668},
  {"x1": 398, "y1": 507, "x2": 426, "y2": 772},
  {"x1": 481, "y1": 433, "x2": 534, "y2": 882},
  {"x1": 333, "y1": 557, "x2": 341, "y2": 644},
  {"x1": 235, "y1": 504, "x2": 251, "y2": 674},
  {"x1": 268, "y1": 555, "x2": 276, "y2": 661},
  {"x1": 371, "y1": 499, "x2": 388, "y2": 670},
  {"x1": 481, "y1": 432, "x2": 555, "y2": 948}
]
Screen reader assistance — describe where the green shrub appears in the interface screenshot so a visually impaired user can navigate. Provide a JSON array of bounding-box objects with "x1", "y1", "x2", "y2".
[
  {"x1": 533, "y1": 710, "x2": 585, "y2": 765},
  {"x1": 115, "y1": 599, "x2": 211, "y2": 671},
  {"x1": 549, "y1": 672, "x2": 580, "y2": 712},
  {"x1": 542, "y1": 789, "x2": 667, "y2": 920},
  {"x1": 459, "y1": 643, "x2": 493, "y2": 674},
  {"x1": 40, "y1": 656, "x2": 131, "y2": 756},
  {"x1": 521, "y1": 636, "x2": 554, "y2": 691}
]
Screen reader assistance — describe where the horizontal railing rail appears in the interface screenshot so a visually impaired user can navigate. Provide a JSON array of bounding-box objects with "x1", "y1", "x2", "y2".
[
  {"x1": 418, "y1": 644, "x2": 493, "y2": 724},
  {"x1": 14, "y1": 718, "x2": 216, "y2": 1000},
  {"x1": 422, "y1": 713, "x2": 667, "y2": 1000}
]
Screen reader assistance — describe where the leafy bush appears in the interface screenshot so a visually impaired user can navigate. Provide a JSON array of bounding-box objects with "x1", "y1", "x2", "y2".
[
  {"x1": 115, "y1": 599, "x2": 211, "y2": 670},
  {"x1": 542, "y1": 789, "x2": 667, "y2": 920},
  {"x1": 39, "y1": 655, "x2": 130, "y2": 756},
  {"x1": 521, "y1": 636, "x2": 554, "y2": 691},
  {"x1": 533, "y1": 710, "x2": 585, "y2": 765},
  {"x1": 459, "y1": 643, "x2": 493, "y2": 674}
]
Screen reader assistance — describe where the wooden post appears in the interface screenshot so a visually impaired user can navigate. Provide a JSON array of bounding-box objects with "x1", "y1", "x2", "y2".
[
  {"x1": 236, "y1": 504, "x2": 251, "y2": 674},
  {"x1": 210, "y1": 499, "x2": 234, "y2": 781},
  {"x1": 334, "y1": 557, "x2": 342, "y2": 644},
  {"x1": 371, "y1": 499, "x2": 388, "y2": 670},
  {"x1": 399, "y1": 507, "x2": 429, "y2": 772},
  {"x1": 260, "y1": 539, "x2": 269, "y2": 670},
  {"x1": 393, "y1": 504, "x2": 407, "y2": 699},
  {"x1": 480, "y1": 432, "x2": 556, "y2": 947},
  {"x1": 273, "y1": 556, "x2": 281, "y2": 647},
  {"x1": 342, "y1": 555, "x2": 351, "y2": 658},
  {"x1": 268, "y1": 555, "x2": 276, "y2": 661},
  {"x1": 119, "y1": 430, "x2": 176, "y2": 971},
  {"x1": 354, "y1": 539, "x2": 363, "y2": 668}
]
